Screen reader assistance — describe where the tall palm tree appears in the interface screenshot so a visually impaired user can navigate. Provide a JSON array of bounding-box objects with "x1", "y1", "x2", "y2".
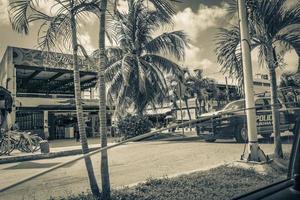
[
  {"x1": 96, "y1": 0, "x2": 178, "y2": 198},
  {"x1": 97, "y1": 0, "x2": 111, "y2": 199},
  {"x1": 104, "y1": 0, "x2": 188, "y2": 116},
  {"x1": 215, "y1": 0, "x2": 300, "y2": 158},
  {"x1": 8, "y1": 0, "x2": 100, "y2": 195}
]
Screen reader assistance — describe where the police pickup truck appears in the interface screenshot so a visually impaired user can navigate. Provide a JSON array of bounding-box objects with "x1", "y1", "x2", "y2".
[{"x1": 196, "y1": 95, "x2": 300, "y2": 143}]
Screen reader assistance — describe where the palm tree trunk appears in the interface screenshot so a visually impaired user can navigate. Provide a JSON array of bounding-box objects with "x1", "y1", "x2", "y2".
[
  {"x1": 297, "y1": 56, "x2": 300, "y2": 73},
  {"x1": 98, "y1": 0, "x2": 111, "y2": 199},
  {"x1": 70, "y1": 14, "x2": 100, "y2": 196},
  {"x1": 296, "y1": 50, "x2": 300, "y2": 73},
  {"x1": 195, "y1": 97, "x2": 199, "y2": 116},
  {"x1": 269, "y1": 48, "x2": 283, "y2": 159},
  {"x1": 184, "y1": 98, "x2": 192, "y2": 120}
]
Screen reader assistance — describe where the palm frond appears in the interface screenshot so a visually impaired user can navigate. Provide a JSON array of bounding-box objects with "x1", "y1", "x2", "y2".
[
  {"x1": 143, "y1": 31, "x2": 189, "y2": 61},
  {"x1": 142, "y1": 54, "x2": 182, "y2": 76},
  {"x1": 276, "y1": 2, "x2": 300, "y2": 33},
  {"x1": 215, "y1": 26, "x2": 241, "y2": 76},
  {"x1": 37, "y1": 13, "x2": 72, "y2": 51},
  {"x1": 275, "y1": 29, "x2": 300, "y2": 54},
  {"x1": 105, "y1": 59, "x2": 122, "y2": 81},
  {"x1": 121, "y1": 53, "x2": 135, "y2": 86},
  {"x1": 8, "y1": 0, "x2": 37, "y2": 34},
  {"x1": 148, "y1": 0, "x2": 175, "y2": 23},
  {"x1": 137, "y1": 58, "x2": 147, "y2": 93}
]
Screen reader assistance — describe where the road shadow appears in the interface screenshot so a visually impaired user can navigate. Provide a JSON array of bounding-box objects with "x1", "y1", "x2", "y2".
[
  {"x1": 140, "y1": 134, "x2": 294, "y2": 145},
  {"x1": 258, "y1": 135, "x2": 294, "y2": 144},
  {"x1": 3, "y1": 161, "x2": 61, "y2": 170}
]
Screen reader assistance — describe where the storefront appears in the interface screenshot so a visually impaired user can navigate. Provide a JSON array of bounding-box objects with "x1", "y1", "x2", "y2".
[{"x1": 0, "y1": 46, "x2": 111, "y2": 139}]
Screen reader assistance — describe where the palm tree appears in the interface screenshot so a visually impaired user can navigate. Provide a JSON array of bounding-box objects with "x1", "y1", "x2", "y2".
[
  {"x1": 185, "y1": 69, "x2": 212, "y2": 115},
  {"x1": 96, "y1": 0, "x2": 178, "y2": 198},
  {"x1": 104, "y1": 0, "x2": 188, "y2": 116},
  {"x1": 8, "y1": 0, "x2": 100, "y2": 195},
  {"x1": 280, "y1": 71, "x2": 300, "y2": 88},
  {"x1": 96, "y1": 0, "x2": 111, "y2": 199},
  {"x1": 215, "y1": 0, "x2": 300, "y2": 158}
]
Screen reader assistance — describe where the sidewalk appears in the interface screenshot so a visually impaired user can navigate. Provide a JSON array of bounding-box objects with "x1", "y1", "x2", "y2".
[
  {"x1": 0, "y1": 139, "x2": 106, "y2": 164},
  {"x1": 0, "y1": 131, "x2": 198, "y2": 164}
]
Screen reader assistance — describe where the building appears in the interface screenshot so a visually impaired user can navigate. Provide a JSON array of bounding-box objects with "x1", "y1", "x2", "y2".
[
  {"x1": 253, "y1": 74, "x2": 271, "y2": 94},
  {"x1": 0, "y1": 46, "x2": 111, "y2": 139}
]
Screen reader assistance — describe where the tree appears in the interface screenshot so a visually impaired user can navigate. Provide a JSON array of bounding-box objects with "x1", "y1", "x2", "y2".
[
  {"x1": 185, "y1": 69, "x2": 212, "y2": 115},
  {"x1": 8, "y1": 0, "x2": 100, "y2": 195},
  {"x1": 96, "y1": 0, "x2": 178, "y2": 198},
  {"x1": 215, "y1": 0, "x2": 300, "y2": 158},
  {"x1": 104, "y1": 0, "x2": 188, "y2": 116},
  {"x1": 280, "y1": 71, "x2": 300, "y2": 88},
  {"x1": 97, "y1": 0, "x2": 111, "y2": 199}
]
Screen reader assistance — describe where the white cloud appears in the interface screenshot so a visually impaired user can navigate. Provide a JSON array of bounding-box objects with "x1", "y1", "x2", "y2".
[
  {"x1": 78, "y1": 32, "x2": 94, "y2": 54},
  {"x1": 199, "y1": 58, "x2": 214, "y2": 69},
  {"x1": 285, "y1": 0, "x2": 298, "y2": 8},
  {"x1": 117, "y1": 0, "x2": 128, "y2": 13},
  {"x1": 173, "y1": 4, "x2": 228, "y2": 41},
  {"x1": 183, "y1": 44, "x2": 225, "y2": 81},
  {"x1": 283, "y1": 50, "x2": 298, "y2": 72},
  {"x1": 37, "y1": 1, "x2": 63, "y2": 16},
  {"x1": 184, "y1": 44, "x2": 203, "y2": 67},
  {"x1": 0, "y1": 0, "x2": 9, "y2": 24},
  {"x1": 250, "y1": 48, "x2": 298, "y2": 77}
]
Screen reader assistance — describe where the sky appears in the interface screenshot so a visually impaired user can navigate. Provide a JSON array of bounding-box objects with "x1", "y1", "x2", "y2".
[{"x1": 0, "y1": 0, "x2": 299, "y2": 84}]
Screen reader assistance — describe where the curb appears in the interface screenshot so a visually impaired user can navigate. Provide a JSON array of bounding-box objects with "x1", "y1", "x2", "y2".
[{"x1": 0, "y1": 146, "x2": 101, "y2": 164}]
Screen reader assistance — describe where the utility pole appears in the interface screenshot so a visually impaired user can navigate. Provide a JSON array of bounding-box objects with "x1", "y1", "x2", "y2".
[{"x1": 238, "y1": 0, "x2": 267, "y2": 162}]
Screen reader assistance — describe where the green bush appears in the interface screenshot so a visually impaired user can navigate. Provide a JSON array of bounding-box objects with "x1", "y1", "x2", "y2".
[{"x1": 117, "y1": 115, "x2": 153, "y2": 138}]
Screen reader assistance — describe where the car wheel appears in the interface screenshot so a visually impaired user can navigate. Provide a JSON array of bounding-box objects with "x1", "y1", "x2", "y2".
[
  {"x1": 261, "y1": 133, "x2": 272, "y2": 139},
  {"x1": 196, "y1": 126, "x2": 200, "y2": 135},
  {"x1": 235, "y1": 126, "x2": 248, "y2": 143}
]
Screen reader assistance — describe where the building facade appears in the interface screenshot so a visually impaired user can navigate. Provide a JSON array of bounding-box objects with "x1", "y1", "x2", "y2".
[{"x1": 0, "y1": 47, "x2": 111, "y2": 139}]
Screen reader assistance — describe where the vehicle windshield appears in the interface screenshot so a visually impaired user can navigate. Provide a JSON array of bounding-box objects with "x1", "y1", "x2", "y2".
[{"x1": 223, "y1": 100, "x2": 245, "y2": 110}]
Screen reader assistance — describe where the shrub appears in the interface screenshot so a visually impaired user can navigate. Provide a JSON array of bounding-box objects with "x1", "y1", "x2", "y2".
[
  {"x1": 49, "y1": 165, "x2": 286, "y2": 200},
  {"x1": 117, "y1": 115, "x2": 153, "y2": 138}
]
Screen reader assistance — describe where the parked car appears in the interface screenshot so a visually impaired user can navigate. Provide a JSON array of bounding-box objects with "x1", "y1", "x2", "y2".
[{"x1": 196, "y1": 96, "x2": 300, "y2": 143}]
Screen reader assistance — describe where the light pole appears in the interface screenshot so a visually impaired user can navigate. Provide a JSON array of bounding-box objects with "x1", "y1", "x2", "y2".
[{"x1": 238, "y1": 0, "x2": 267, "y2": 162}]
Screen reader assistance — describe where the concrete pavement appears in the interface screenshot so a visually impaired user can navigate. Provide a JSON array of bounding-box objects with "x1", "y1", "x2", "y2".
[{"x1": 0, "y1": 138, "x2": 293, "y2": 200}]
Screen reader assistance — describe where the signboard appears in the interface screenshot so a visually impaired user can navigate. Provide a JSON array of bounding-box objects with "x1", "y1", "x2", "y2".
[{"x1": 12, "y1": 47, "x2": 97, "y2": 72}]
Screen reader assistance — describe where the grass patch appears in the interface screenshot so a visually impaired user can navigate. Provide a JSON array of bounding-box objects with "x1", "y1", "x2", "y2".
[{"x1": 50, "y1": 164, "x2": 287, "y2": 200}]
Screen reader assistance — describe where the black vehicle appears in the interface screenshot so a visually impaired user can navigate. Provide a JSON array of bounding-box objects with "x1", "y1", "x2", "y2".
[{"x1": 196, "y1": 91, "x2": 300, "y2": 143}]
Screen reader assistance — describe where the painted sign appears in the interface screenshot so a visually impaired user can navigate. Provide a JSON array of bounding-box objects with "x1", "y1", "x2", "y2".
[
  {"x1": 12, "y1": 47, "x2": 98, "y2": 72},
  {"x1": 256, "y1": 114, "x2": 272, "y2": 126}
]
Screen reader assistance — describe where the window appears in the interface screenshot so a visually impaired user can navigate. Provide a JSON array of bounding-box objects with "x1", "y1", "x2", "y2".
[{"x1": 223, "y1": 100, "x2": 245, "y2": 110}]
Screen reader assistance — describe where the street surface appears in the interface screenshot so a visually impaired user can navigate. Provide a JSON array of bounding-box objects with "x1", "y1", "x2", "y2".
[{"x1": 0, "y1": 136, "x2": 294, "y2": 200}]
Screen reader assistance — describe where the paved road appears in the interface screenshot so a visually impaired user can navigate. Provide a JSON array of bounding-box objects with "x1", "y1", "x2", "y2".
[{"x1": 0, "y1": 137, "x2": 294, "y2": 200}]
